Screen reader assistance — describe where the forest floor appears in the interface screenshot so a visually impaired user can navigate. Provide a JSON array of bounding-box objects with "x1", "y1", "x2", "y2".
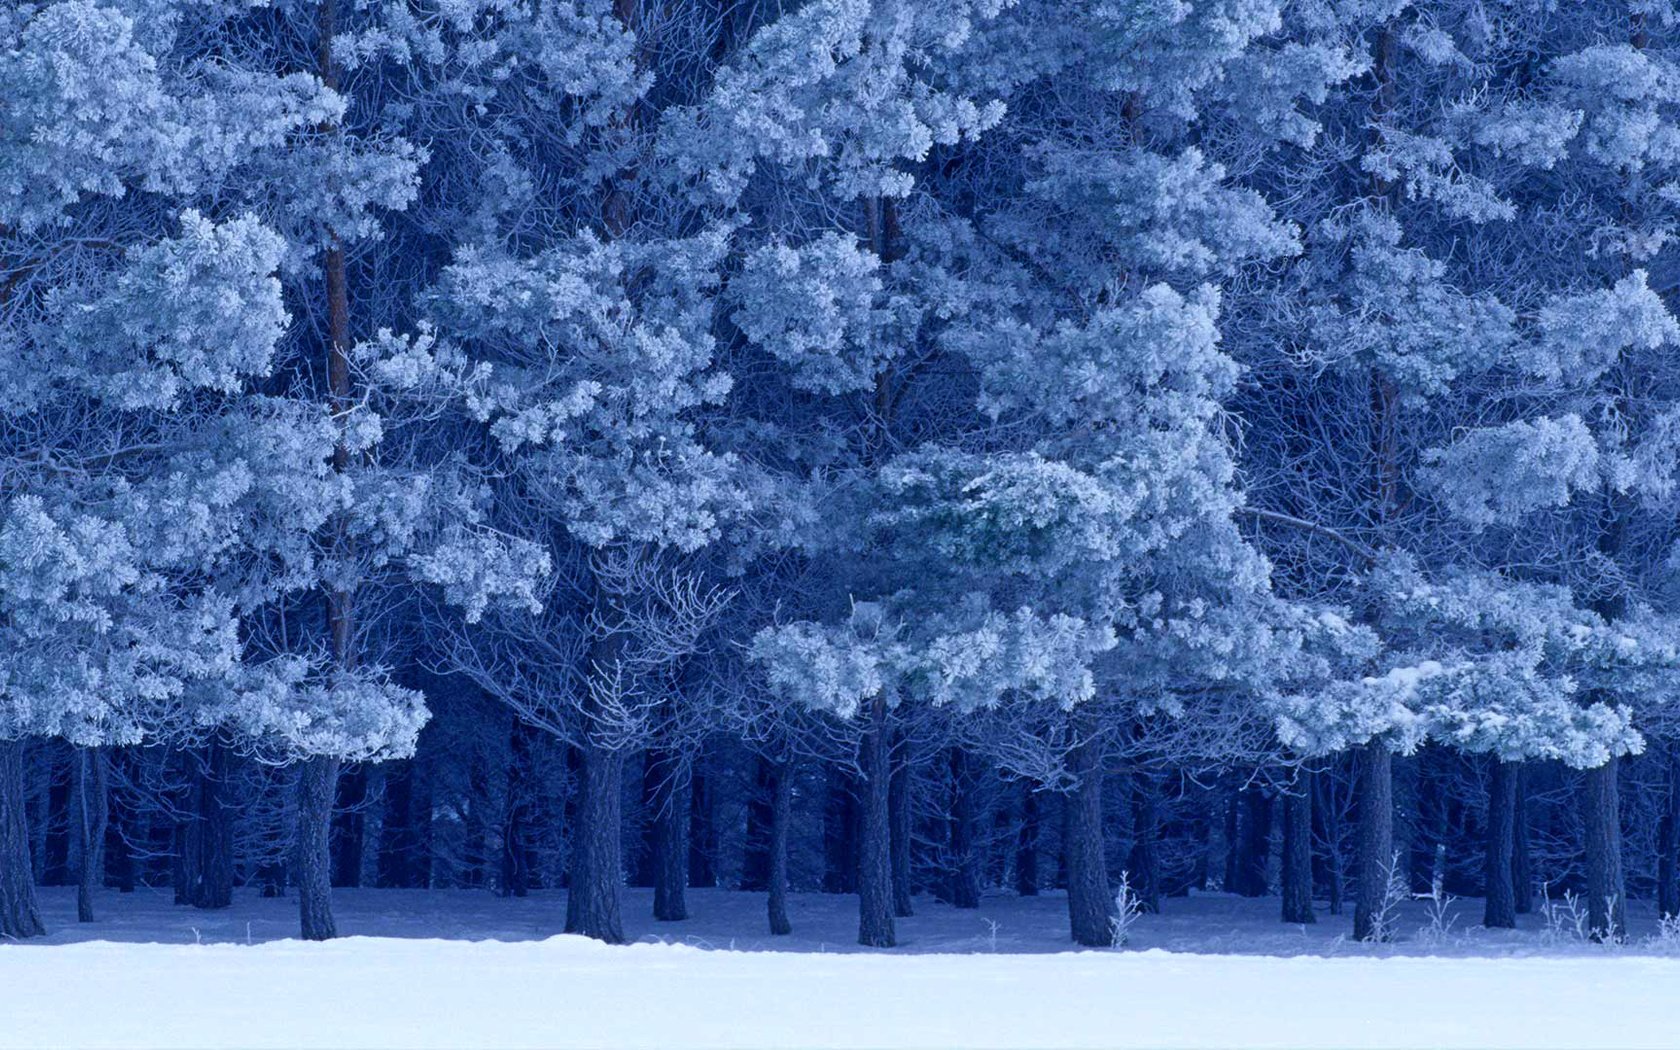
[{"x1": 4, "y1": 886, "x2": 1678, "y2": 1047}]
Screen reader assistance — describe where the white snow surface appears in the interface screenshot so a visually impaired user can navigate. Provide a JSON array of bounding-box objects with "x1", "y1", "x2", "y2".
[{"x1": 4, "y1": 886, "x2": 1678, "y2": 1048}]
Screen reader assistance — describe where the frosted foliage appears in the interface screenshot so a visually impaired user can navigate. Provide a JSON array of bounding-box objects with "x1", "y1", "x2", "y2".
[
  {"x1": 1518, "y1": 272, "x2": 1680, "y2": 384},
  {"x1": 408, "y1": 527, "x2": 550, "y2": 624},
  {"x1": 960, "y1": 284, "x2": 1233, "y2": 428},
  {"x1": 215, "y1": 662, "x2": 429, "y2": 763},
  {"x1": 47, "y1": 211, "x2": 287, "y2": 409},
  {"x1": 0, "y1": 497, "x2": 239, "y2": 744},
  {"x1": 1424, "y1": 416, "x2": 1601, "y2": 529},
  {"x1": 0, "y1": 1, "x2": 164, "y2": 228},
  {"x1": 1017, "y1": 149, "x2": 1297, "y2": 280},
  {"x1": 663, "y1": 0, "x2": 1006, "y2": 202},
  {"x1": 732, "y1": 234, "x2": 901, "y2": 395},
  {"x1": 749, "y1": 611, "x2": 902, "y2": 719},
  {"x1": 1307, "y1": 215, "x2": 1515, "y2": 393},
  {"x1": 921, "y1": 608, "x2": 1116, "y2": 712},
  {"x1": 440, "y1": 232, "x2": 739, "y2": 552}
]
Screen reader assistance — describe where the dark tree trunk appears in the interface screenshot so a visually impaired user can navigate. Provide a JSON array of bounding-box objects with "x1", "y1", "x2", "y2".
[
  {"x1": 822, "y1": 767, "x2": 858, "y2": 894},
  {"x1": 1232, "y1": 785, "x2": 1271, "y2": 897},
  {"x1": 1281, "y1": 767, "x2": 1315, "y2": 925},
  {"x1": 0, "y1": 739, "x2": 44, "y2": 939},
  {"x1": 378, "y1": 761, "x2": 420, "y2": 888},
  {"x1": 296, "y1": 755, "x2": 340, "y2": 941},
  {"x1": 186, "y1": 740, "x2": 234, "y2": 910},
  {"x1": 1063, "y1": 734, "x2": 1115, "y2": 946},
  {"x1": 1660, "y1": 754, "x2": 1680, "y2": 920},
  {"x1": 739, "y1": 756, "x2": 774, "y2": 892},
  {"x1": 767, "y1": 760, "x2": 793, "y2": 936},
  {"x1": 1315, "y1": 765, "x2": 1345, "y2": 916},
  {"x1": 1015, "y1": 782, "x2": 1040, "y2": 897},
  {"x1": 1582, "y1": 758, "x2": 1626, "y2": 942},
  {"x1": 1127, "y1": 770, "x2": 1161, "y2": 914},
  {"x1": 331, "y1": 763, "x2": 367, "y2": 889},
  {"x1": 74, "y1": 747, "x2": 108, "y2": 923},
  {"x1": 646, "y1": 748, "x2": 689, "y2": 922},
  {"x1": 1512, "y1": 764, "x2": 1533, "y2": 914},
  {"x1": 1483, "y1": 759, "x2": 1518, "y2": 930},
  {"x1": 947, "y1": 747, "x2": 982, "y2": 910},
  {"x1": 889, "y1": 735, "x2": 914, "y2": 917},
  {"x1": 856, "y1": 696, "x2": 895, "y2": 948},
  {"x1": 565, "y1": 744, "x2": 626, "y2": 943},
  {"x1": 106, "y1": 748, "x2": 135, "y2": 894},
  {"x1": 688, "y1": 768, "x2": 717, "y2": 889},
  {"x1": 41, "y1": 747, "x2": 70, "y2": 887},
  {"x1": 1222, "y1": 789, "x2": 1240, "y2": 891},
  {"x1": 1354, "y1": 741, "x2": 1394, "y2": 942}
]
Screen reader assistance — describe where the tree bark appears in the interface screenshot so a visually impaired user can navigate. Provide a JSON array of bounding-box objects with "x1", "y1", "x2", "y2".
[
  {"x1": 1513, "y1": 764, "x2": 1534, "y2": 914},
  {"x1": 1015, "y1": 782, "x2": 1040, "y2": 897},
  {"x1": 1232, "y1": 784, "x2": 1271, "y2": 897},
  {"x1": 1063, "y1": 733, "x2": 1115, "y2": 946},
  {"x1": 767, "y1": 760, "x2": 793, "y2": 936},
  {"x1": 822, "y1": 766, "x2": 858, "y2": 894},
  {"x1": 688, "y1": 769, "x2": 717, "y2": 889},
  {"x1": 856, "y1": 695, "x2": 896, "y2": 948},
  {"x1": 0, "y1": 739, "x2": 44, "y2": 939},
  {"x1": 1583, "y1": 758, "x2": 1626, "y2": 942},
  {"x1": 1483, "y1": 759, "x2": 1518, "y2": 929},
  {"x1": 296, "y1": 755, "x2": 340, "y2": 941},
  {"x1": 1353, "y1": 741, "x2": 1394, "y2": 942},
  {"x1": 1660, "y1": 753, "x2": 1680, "y2": 920},
  {"x1": 186, "y1": 740, "x2": 233, "y2": 910},
  {"x1": 1127, "y1": 770, "x2": 1161, "y2": 914},
  {"x1": 740, "y1": 756, "x2": 774, "y2": 892},
  {"x1": 1281, "y1": 766, "x2": 1315, "y2": 925},
  {"x1": 73, "y1": 746, "x2": 108, "y2": 923},
  {"x1": 645, "y1": 748, "x2": 688, "y2": 922},
  {"x1": 947, "y1": 747, "x2": 982, "y2": 910},
  {"x1": 565, "y1": 743, "x2": 626, "y2": 944},
  {"x1": 889, "y1": 735, "x2": 914, "y2": 917}
]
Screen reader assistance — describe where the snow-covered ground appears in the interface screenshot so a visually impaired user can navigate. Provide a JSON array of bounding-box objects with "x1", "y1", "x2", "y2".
[{"x1": 4, "y1": 886, "x2": 1678, "y2": 1047}]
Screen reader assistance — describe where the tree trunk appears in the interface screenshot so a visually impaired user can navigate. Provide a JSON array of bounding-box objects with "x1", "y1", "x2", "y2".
[
  {"x1": 646, "y1": 748, "x2": 688, "y2": 922},
  {"x1": 767, "y1": 760, "x2": 793, "y2": 936},
  {"x1": 889, "y1": 735, "x2": 914, "y2": 917},
  {"x1": 822, "y1": 767, "x2": 858, "y2": 894},
  {"x1": 1281, "y1": 766, "x2": 1315, "y2": 925},
  {"x1": 1063, "y1": 734, "x2": 1115, "y2": 947},
  {"x1": 1232, "y1": 784, "x2": 1271, "y2": 897},
  {"x1": 1583, "y1": 758, "x2": 1626, "y2": 942},
  {"x1": 1127, "y1": 770, "x2": 1161, "y2": 914},
  {"x1": 331, "y1": 763, "x2": 367, "y2": 889},
  {"x1": 1016, "y1": 782, "x2": 1040, "y2": 897},
  {"x1": 740, "y1": 757, "x2": 774, "y2": 892},
  {"x1": 73, "y1": 747, "x2": 108, "y2": 923},
  {"x1": 1353, "y1": 741, "x2": 1394, "y2": 942},
  {"x1": 1660, "y1": 754, "x2": 1680, "y2": 920},
  {"x1": 1483, "y1": 759, "x2": 1518, "y2": 929},
  {"x1": 856, "y1": 696, "x2": 895, "y2": 948},
  {"x1": 1512, "y1": 764, "x2": 1533, "y2": 914},
  {"x1": 0, "y1": 739, "x2": 44, "y2": 939},
  {"x1": 187, "y1": 740, "x2": 234, "y2": 910},
  {"x1": 947, "y1": 747, "x2": 982, "y2": 910},
  {"x1": 565, "y1": 743, "x2": 626, "y2": 943},
  {"x1": 296, "y1": 755, "x2": 340, "y2": 941},
  {"x1": 688, "y1": 769, "x2": 717, "y2": 889}
]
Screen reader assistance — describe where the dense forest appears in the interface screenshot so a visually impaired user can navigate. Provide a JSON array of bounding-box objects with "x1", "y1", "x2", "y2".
[{"x1": 6, "y1": 0, "x2": 1680, "y2": 952}]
